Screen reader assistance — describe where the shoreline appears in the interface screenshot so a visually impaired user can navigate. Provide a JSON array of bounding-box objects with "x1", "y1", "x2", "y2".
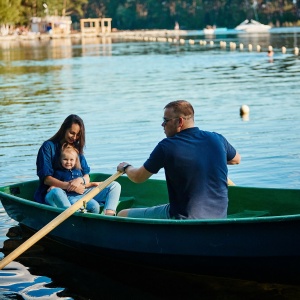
[
  {"x1": 1, "y1": 28, "x2": 299, "y2": 54},
  {"x1": 1, "y1": 26, "x2": 300, "y2": 42},
  {"x1": 0, "y1": 29, "x2": 188, "y2": 41}
]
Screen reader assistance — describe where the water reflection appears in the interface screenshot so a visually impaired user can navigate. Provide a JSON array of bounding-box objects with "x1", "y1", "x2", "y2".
[
  {"x1": 2, "y1": 225, "x2": 300, "y2": 299},
  {"x1": 0, "y1": 225, "x2": 69, "y2": 299},
  {"x1": 81, "y1": 37, "x2": 113, "y2": 56},
  {"x1": 237, "y1": 31, "x2": 271, "y2": 49},
  {"x1": 0, "y1": 38, "x2": 115, "y2": 62},
  {"x1": 0, "y1": 261, "x2": 70, "y2": 299}
]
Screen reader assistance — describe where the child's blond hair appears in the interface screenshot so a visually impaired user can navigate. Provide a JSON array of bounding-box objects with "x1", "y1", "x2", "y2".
[{"x1": 61, "y1": 143, "x2": 82, "y2": 169}]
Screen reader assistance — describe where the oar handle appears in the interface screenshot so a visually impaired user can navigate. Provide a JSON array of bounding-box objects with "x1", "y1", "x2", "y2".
[
  {"x1": 227, "y1": 178, "x2": 235, "y2": 186},
  {"x1": 0, "y1": 171, "x2": 123, "y2": 270}
]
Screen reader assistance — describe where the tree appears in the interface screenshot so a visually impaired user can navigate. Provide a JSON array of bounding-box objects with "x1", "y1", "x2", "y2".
[
  {"x1": 2, "y1": 0, "x2": 300, "y2": 30},
  {"x1": 0, "y1": 0, "x2": 21, "y2": 25}
]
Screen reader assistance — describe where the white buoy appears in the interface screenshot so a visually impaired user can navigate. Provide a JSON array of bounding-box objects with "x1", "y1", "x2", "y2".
[
  {"x1": 179, "y1": 39, "x2": 185, "y2": 44},
  {"x1": 240, "y1": 105, "x2": 250, "y2": 121},
  {"x1": 248, "y1": 44, "x2": 252, "y2": 51},
  {"x1": 240, "y1": 43, "x2": 244, "y2": 50},
  {"x1": 220, "y1": 41, "x2": 226, "y2": 48},
  {"x1": 295, "y1": 47, "x2": 299, "y2": 55},
  {"x1": 282, "y1": 46, "x2": 286, "y2": 54},
  {"x1": 210, "y1": 40, "x2": 214, "y2": 46},
  {"x1": 257, "y1": 45, "x2": 261, "y2": 52},
  {"x1": 268, "y1": 45, "x2": 273, "y2": 51}
]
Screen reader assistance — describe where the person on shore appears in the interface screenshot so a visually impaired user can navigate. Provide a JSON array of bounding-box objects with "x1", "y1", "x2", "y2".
[
  {"x1": 47, "y1": 143, "x2": 102, "y2": 213},
  {"x1": 117, "y1": 100, "x2": 241, "y2": 220},
  {"x1": 34, "y1": 114, "x2": 121, "y2": 216},
  {"x1": 267, "y1": 49, "x2": 274, "y2": 62}
]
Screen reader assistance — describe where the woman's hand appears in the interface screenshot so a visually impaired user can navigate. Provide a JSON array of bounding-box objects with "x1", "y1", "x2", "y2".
[{"x1": 67, "y1": 177, "x2": 84, "y2": 192}]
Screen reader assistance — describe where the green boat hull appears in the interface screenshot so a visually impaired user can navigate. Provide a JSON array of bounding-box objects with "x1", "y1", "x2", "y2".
[{"x1": 1, "y1": 173, "x2": 300, "y2": 274}]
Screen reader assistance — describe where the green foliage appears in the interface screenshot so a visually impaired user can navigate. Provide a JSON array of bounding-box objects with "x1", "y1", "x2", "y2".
[
  {"x1": 0, "y1": 0, "x2": 22, "y2": 24},
  {"x1": 84, "y1": 0, "x2": 300, "y2": 30},
  {"x1": 0, "y1": 0, "x2": 299, "y2": 29}
]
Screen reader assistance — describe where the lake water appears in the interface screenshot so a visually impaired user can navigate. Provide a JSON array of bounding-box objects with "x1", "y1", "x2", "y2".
[{"x1": 1, "y1": 28, "x2": 300, "y2": 299}]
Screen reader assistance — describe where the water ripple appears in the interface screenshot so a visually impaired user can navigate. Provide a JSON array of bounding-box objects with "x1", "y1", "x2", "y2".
[{"x1": 0, "y1": 261, "x2": 71, "y2": 299}]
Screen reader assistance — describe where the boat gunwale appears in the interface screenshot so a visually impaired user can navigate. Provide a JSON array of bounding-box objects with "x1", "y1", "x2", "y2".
[{"x1": 1, "y1": 187, "x2": 300, "y2": 226}]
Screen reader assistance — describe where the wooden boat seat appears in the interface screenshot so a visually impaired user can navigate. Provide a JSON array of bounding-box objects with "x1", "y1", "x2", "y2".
[{"x1": 227, "y1": 210, "x2": 270, "y2": 219}]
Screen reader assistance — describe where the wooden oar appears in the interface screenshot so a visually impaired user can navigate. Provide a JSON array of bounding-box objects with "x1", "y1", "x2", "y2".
[
  {"x1": 0, "y1": 171, "x2": 123, "y2": 270},
  {"x1": 227, "y1": 178, "x2": 235, "y2": 186}
]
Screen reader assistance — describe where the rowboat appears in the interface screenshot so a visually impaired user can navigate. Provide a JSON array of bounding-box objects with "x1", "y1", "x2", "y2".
[{"x1": 1, "y1": 173, "x2": 300, "y2": 277}]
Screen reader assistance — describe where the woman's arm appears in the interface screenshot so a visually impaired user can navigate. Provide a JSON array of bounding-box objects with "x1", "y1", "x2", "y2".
[
  {"x1": 44, "y1": 176, "x2": 69, "y2": 189},
  {"x1": 82, "y1": 174, "x2": 90, "y2": 185},
  {"x1": 76, "y1": 155, "x2": 91, "y2": 189},
  {"x1": 44, "y1": 176, "x2": 85, "y2": 194}
]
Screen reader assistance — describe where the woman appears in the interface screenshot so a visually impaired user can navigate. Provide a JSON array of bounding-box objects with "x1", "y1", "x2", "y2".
[{"x1": 34, "y1": 114, "x2": 121, "y2": 216}]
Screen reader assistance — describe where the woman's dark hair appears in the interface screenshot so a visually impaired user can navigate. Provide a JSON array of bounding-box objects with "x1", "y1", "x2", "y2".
[{"x1": 49, "y1": 114, "x2": 85, "y2": 154}]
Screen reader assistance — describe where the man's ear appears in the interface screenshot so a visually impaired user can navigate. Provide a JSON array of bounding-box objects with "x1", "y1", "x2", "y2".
[{"x1": 178, "y1": 117, "x2": 185, "y2": 127}]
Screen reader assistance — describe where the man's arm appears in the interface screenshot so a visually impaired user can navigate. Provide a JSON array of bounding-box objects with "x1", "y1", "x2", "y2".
[
  {"x1": 227, "y1": 151, "x2": 241, "y2": 165},
  {"x1": 117, "y1": 163, "x2": 153, "y2": 183}
]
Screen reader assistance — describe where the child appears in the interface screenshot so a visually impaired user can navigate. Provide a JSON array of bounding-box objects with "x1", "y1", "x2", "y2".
[{"x1": 48, "y1": 144, "x2": 101, "y2": 213}]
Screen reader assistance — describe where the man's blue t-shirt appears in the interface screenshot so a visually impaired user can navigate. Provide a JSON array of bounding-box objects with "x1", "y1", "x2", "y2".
[
  {"x1": 34, "y1": 140, "x2": 90, "y2": 204},
  {"x1": 143, "y1": 127, "x2": 236, "y2": 219}
]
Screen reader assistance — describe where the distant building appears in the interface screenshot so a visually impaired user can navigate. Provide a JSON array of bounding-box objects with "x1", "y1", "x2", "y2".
[
  {"x1": 80, "y1": 18, "x2": 112, "y2": 35},
  {"x1": 31, "y1": 16, "x2": 72, "y2": 35}
]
